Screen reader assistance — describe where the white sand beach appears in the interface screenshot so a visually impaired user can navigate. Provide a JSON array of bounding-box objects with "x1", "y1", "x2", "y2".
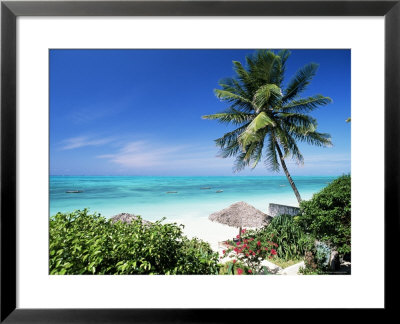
[
  {"x1": 166, "y1": 198, "x2": 301, "y2": 252},
  {"x1": 169, "y1": 216, "x2": 253, "y2": 251}
]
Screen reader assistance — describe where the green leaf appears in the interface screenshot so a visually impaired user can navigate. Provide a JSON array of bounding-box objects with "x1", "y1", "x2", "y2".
[
  {"x1": 238, "y1": 112, "x2": 276, "y2": 148},
  {"x1": 252, "y1": 84, "x2": 282, "y2": 112}
]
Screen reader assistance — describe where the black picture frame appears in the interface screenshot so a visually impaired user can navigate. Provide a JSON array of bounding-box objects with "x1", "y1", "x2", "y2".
[{"x1": 1, "y1": 0, "x2": 398, "y2": 322}]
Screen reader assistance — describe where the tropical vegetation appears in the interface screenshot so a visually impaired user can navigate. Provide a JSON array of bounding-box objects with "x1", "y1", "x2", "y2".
[
  {"x1": 49, "y1": 209, "x2": 219, "y2": 275},
  {"x1": 203, "y1": 50, "x2": 332, "y2": 204},
  {"x1": 298, "y1": 174, "x2": 351, "y2": 255}
]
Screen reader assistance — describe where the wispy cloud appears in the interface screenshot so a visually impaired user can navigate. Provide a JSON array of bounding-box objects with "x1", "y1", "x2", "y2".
[
  {"x1": 96, "y1": 140, "x2": 351, "y2": 175},
  {"x1": 68, "y1": 95, "x2": 134, "y2": 125},
  {"x1": 285, "y1": 153, "x2": 349, "y2": 167},
  {"x1": 285, "y1": 153, "x2": 350, "y2": 174},
  {"x1": 61, "y1": 136, "x2": 115, "y2": 150},
  {"x1": 97, "y1": 140, "x2": 233, "y2": 171}
]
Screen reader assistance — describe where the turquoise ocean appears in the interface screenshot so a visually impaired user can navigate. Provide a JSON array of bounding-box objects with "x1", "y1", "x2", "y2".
[{"x1": 49, "y1": 176, "x2": 337, "y2": 222}]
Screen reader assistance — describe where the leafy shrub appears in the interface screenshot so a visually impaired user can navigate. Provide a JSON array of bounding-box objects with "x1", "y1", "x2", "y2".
[
  {"x1": 266, "y1": 214, "x2": 315, "y2": 259},
  {"x1": 236, "y1": 214, "x2": 314, "y2": 262},
  {"x1": 175, "y1": 237, "x2": 220, "y2": 274},
  {"x1": 219, "y1": 260, "x2": 252, "y2": 275},
  {"x1": 49, "y1": 209, "x2": 219, "y2": 275},
  {"x1": 298, "y1": 175, "x2": 351, "y2": 254}
]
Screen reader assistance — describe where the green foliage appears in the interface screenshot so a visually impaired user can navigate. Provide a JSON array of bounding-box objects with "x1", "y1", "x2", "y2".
[
  {"x1": 240, "y1": 214, "x2": 314, "y2": 261},
  {"x1": 49, "y1": 209, "x2": 219, "y2": 275},
  {"x1": 219, "y1": 260, "x2": 252, "y2": 275},
  {"x1": 298, "y1": 175, "x2": 351, "y2": 254},
  {"x1": 177, "y1": 237, "x2": 220, "y2": 274},
  {"x1": 202, "y1": 49, "x2": 332, "y2": 175}
]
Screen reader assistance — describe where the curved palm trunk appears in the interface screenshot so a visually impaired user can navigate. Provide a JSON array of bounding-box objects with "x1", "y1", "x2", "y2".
[{"x1": 275, "y1": 144, "x2": 302, "y2": 205}]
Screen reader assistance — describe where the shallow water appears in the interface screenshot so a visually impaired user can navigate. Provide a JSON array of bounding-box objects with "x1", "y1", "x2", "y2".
[{"x1": 50, "y1": 176, "x2": 336, "y2": 221}]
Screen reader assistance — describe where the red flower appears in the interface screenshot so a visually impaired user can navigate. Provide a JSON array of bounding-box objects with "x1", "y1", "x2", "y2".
[
  {"x1": 252, "y1": 252, "x2": 256, "y2": 256},
  {"x1": 246, "y1": 253, "x2": 249, "y2": 257},
  {"x1": 223, "y1": 250, "x2": 226, "y2": 254},
  {"x1": 237, "y1": 268, "x2": 243, "y2": 275},
  {"x1": 248, "y1": 269, "x2": 252, "y2": 274},
  {"x1": 236, "y1": 235, "x2": 240, "y2": 239},
  {"x1": 236, "y1": 242, "x2": 240, "y2": 246},
  {"x1": 233, "y1": 260, "x2": 237, "y2": 264},
  {"x1": 244, "y1": 239, "x2": 248, "y2": 244},
  {"x1": 271, "y1": 249, "x2": 277, "y2": 255},
  {"x1": 241, "y1": 229, "x2": 246, "y2": 234},
  {"x1": 257, "y1": 241, "x2": 261, "y2": 246},
  {"x1": 249, "y1": 237, "x2": 254, "y2": 241}
]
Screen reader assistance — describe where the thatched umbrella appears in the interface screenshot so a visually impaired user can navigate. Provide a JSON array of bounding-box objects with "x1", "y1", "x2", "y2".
[
  {"x1": 111, "y1": 213, "x2": 152, "y2": 226},
  {"x1": 209, "y1": 201, "x2": 272, "y2": 238}
]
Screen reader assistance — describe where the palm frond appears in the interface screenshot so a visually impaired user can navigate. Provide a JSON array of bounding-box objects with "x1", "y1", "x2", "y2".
[
  {"x1": 272, "y1": 50, "x2": 290, "y2": 86},
  {"x1": 264, "y1": 135, "x2": 280, "y2": 172},
  {"x1": 250, "y1": 141, "x2": 264, "y2": 169},
  {"x1": 214, "y1": 89, "x2": 252, "y2": 104},
  {"x1": 252, "y1": 84, "x2": 282, "y2": 112},
  {"x1": 243, "y1": 141, "x2": 258, "y2": 161},
  {"x1": 214, "y1": 123, "x2": 250, "y2": 147},
  {"x1": 277, "y1": 50, "x2": 291, "y2": 68},
  {"x1": 202, "y1": 108, "x2": 253, "y2": 125},
  {"x1": 233, "y1": 60, "x2": 254, "y2": 93},
  {"x1": 275, "y1": 127, "x2": 304, "y2": 165},
  {"x1": 278, "y1": 113, "x2": 317, "y2": 132},
  {"x1": 217, "y1": 140, "x2": 242, "y2": 158},
  {"x1": 214, "y1": 123, "x2": 250, "y2": 158},
  {"x1": 283, "y1": 63, "x2": 319, "y2": 103},
  {"x1": 281, "y1": 95, "x2": 332, "y2": 113},
  {"x1": 218, "y1": 78, "x2": 249, "y2": 99},
  {"x1": 238, "y1": 112, "x2": 276, "y2": 148},
  {"x1": 233, "y1": 151, "x2": 250, "y2": 172},
  {"x1": 291, "y1": 130, "x2": 332, "y2": 147},
  {"x1": 248, "y1": 51, "x2": 278, "y2": 86}
]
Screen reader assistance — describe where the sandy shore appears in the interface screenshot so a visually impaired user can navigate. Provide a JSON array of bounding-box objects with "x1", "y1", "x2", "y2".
[{"x1": 168, "y1": 216, "x2": 244, "y2": 251}]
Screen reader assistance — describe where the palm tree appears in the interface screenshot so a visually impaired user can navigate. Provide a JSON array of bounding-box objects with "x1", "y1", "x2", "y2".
[{"x1": 202, "y1": 50, "x2": 332, "y2": 204}]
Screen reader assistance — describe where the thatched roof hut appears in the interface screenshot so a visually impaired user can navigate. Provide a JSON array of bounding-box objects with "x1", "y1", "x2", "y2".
[
  {"x1": 110, "y1": 213, "x2": 152, "y2": 226},
  {"x1": 209, "y1": 201, "x2": 272, "y2": 237}
]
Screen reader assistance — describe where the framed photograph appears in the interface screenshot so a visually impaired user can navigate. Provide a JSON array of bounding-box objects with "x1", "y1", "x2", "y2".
[{"x1": 1, "y1": 0, "x2": 398, "y2": 321}]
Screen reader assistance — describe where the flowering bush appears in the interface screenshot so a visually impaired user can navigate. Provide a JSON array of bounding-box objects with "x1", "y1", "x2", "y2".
[{"x1": 223, "y1": 229, "x2": 279, "y2": 274}]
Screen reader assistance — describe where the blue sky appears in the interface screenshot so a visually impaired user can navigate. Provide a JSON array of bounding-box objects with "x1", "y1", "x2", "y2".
[{"x1": 50, "y1": 49, "x2": 350, "y2": 176}]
